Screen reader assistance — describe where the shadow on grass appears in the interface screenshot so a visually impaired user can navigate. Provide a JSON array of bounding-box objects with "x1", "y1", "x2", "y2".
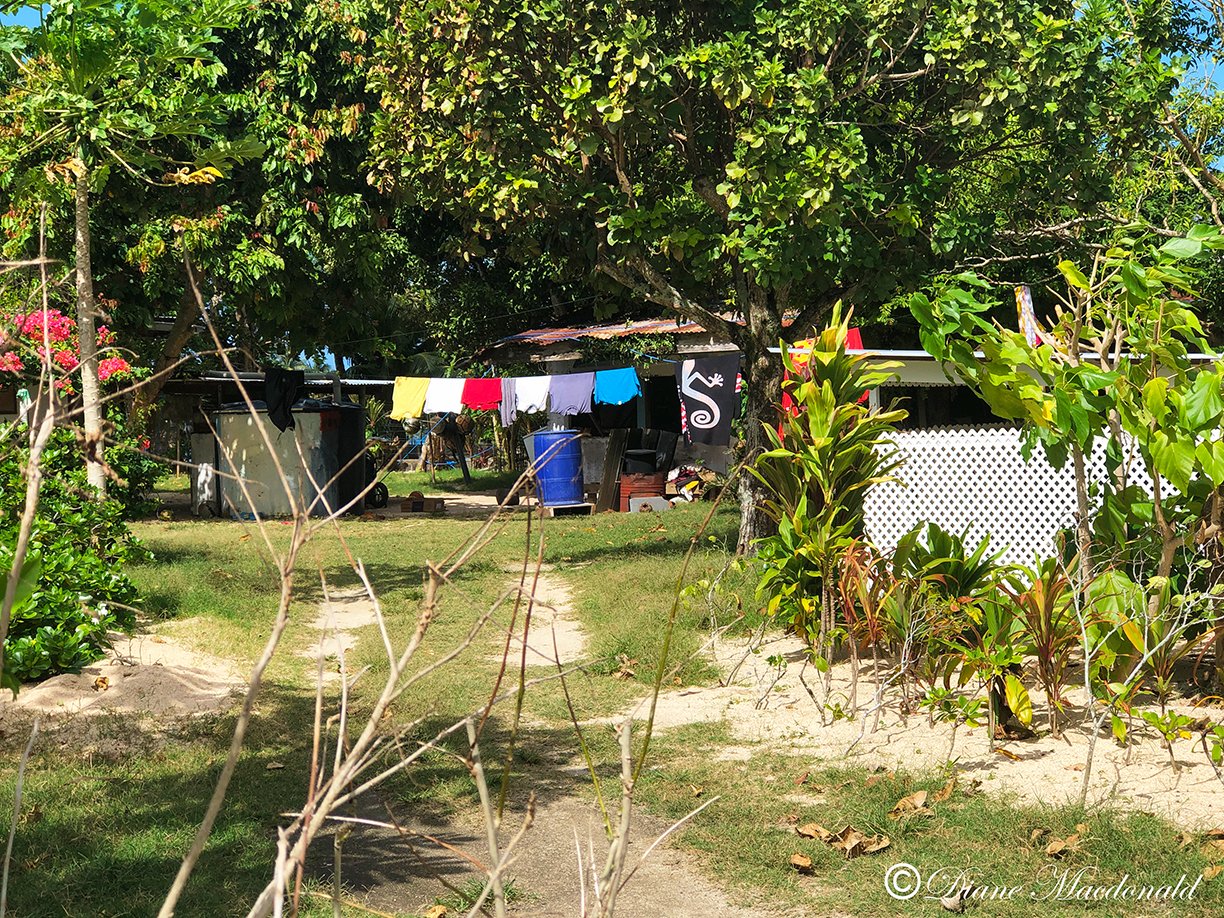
[
  {"x1": 4, "y1": 683, "x2": 320, "y2": 918},
  {"x1": 4, "y1": 679, "x2": 630, "y2": 918}
]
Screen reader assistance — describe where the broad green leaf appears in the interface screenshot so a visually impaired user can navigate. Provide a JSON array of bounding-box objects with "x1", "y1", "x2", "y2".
[
  {"x1": 1004, "y1": 673, "x2": 1032, "y2": 726},
  {"x1": 1150, "y1": 434, "x2": 1195, "y2": 492},
  {"x1": 1142, "y1": 377, "x2": 1169, "y2": 420},
  {"x1": 1160, "y1": 236, "x2": 1203, "y2": 259},
  {"x1": 1182, "y1": 372, "x2": 1223, "y2": 429},
  {"x1": 1058, "y1": 260, "x2": 1090, "y2": 290}
]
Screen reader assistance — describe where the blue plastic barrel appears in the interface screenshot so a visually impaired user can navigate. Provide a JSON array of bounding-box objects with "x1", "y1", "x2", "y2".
[{"x1": 533, "y1": 430, "x2": 584, "y2": 506}]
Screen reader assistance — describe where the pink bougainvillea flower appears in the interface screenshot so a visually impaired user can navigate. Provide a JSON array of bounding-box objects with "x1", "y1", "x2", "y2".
[
  {"x1": 53, "y1": 349, "x2": 80, "y2": 372},
  {"x1": 0, "y1": 351, "x2": 24, "y2": 373},
  {"x1": 97, "y1": 356, "x2": 131, "y2": 382}
]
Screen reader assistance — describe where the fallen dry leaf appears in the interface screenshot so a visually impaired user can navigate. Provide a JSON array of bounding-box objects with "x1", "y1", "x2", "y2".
[
  {"x1": 931, "y1": 776, "x2": 957, "y2": 804},
  {"x1": 238, "y1": 533, "x2": 251, "y2": 543},
  {"x1": 266, "y1": 761, "x2": 286, "y2": 771},
  {"x1": 1205, "y1": 865, "x2": 1224, "y2": 880},
  {"x1": 689, "y1": 784, "x2": 704, "y2": 798},
  {"x1": 865, "y1": 771, "x2": 895, "y2": 788},
  {"x1": 423, "y1": 906, "x2": 449, "y2": 918},
  {"x1": 1030, "y1": 828, "x2": 1050, "y2": 844},
  {"x1": 1177, "y1": 831, "x2": 1196, "y2": 849},
  {"x1": 789, "y1": 853, "x2": 814, "y2": 874},
  {"x1": 794, "y1": 770, "x2": 810, "y2": 786},
  {"x1": 1206, "y1": 829, "x2": 1224, "y2": 839},
  {"x1": 940, "y1": 888, "x2": 970, "y2": 913},
  {"x1": 796, "y1": 823, "x2": 833, "y2": 841},
  {"x1": 995, "y1": 748, "x2": 1021, "y2": 761},
  {"x1": 1045, "y1": 831, "x2": 1083, "y2": 858},
  {"x1": 889, "y1": 790, "x2": 931, "y2": 819},
  {"x1": 781, "y1": 812, "x2": 799, "y2": 825},
  {"x1": 92, "y1": 676, "x2": 109, "y2": 693},
  {"x1": 1202, "y1": 839, "x2": 1224, "y2": 861},
  {"x1": 829, "y1": 825, "x2": 890, "y2": 859}
]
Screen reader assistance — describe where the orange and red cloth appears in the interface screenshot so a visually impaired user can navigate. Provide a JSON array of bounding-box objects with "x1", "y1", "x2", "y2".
[{"x1": 780, "y1": 327, "x2": 865, "y2": 421}]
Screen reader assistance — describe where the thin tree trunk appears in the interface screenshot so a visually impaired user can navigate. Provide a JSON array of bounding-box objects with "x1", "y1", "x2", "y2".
[
  {"x1": 1070, "y1": 443, "x2": 1091, "y2": 586},
  {"x1": 75, "y1": 171, "x2": 106, "y2": 494},
  {"x1": 735, "y1": 312, "x2": 782, "y2": 554},
  {"x1": 131, "y1": 278, "x2": 201, "y2": 427}
]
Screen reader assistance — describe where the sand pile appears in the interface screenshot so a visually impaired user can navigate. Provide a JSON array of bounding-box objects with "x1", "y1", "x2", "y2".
[{"x1": 1, "y1": 628, "x2": 244, "y2": 723}]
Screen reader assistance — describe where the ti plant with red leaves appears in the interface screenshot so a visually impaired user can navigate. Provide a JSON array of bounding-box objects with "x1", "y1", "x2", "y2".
[{"x1": 1007, "y1": 559, "x2": 1078, "y2": 738}]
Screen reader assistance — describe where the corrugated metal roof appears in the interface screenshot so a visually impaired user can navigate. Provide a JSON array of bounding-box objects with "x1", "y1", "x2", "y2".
[{"x1": 491, "y1": 316, "x2": 712, "y2": 348}]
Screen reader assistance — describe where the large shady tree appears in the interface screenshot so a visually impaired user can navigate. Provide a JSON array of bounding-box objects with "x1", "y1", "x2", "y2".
[
  {"x1": 0, "y1": 0, "x2": 245, "y2": 491},
  {"x1": 370, "y1": 0, "x2": 1188, "y2": 549}
]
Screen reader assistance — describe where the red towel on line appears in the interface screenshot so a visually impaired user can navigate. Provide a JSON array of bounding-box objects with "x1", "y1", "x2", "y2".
[{"x1": 461, "y1": 377, "x2": 503, "y2": 411}]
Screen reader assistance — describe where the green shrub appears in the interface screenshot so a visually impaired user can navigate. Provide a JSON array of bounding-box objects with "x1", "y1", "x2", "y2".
[{"x1": 1, "y1": 426, "x2": 150, "y2": 689}]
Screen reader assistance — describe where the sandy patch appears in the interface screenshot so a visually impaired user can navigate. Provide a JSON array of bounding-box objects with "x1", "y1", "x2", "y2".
[
  {"x1": 302, "y1": 586, "x2": 382, "y2": 679},
  {"x1": 1, "y1": 628, "x2": 244, "y2": 721},
  {"x1": 493, "y1": 570, "x2": 587, "y2": 667},
  {"x1": 611, "y1": 631, "x2": 1224, "y2": 829}
]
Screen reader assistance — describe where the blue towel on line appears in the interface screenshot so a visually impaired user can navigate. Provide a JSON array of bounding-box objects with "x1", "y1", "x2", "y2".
[{"x1": 593, "y1": 367, "x2": 642, "y2": 406}]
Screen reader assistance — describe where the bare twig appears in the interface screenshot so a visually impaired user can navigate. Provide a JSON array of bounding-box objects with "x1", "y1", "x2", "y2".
[{"x1": 0, "y1": 718, "x2": 38, "y2": 918}]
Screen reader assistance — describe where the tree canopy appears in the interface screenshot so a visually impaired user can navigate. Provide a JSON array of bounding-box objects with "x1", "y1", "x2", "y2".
[{"x1": 370, "y1": 0, "x2": 1192, "y2": 545}]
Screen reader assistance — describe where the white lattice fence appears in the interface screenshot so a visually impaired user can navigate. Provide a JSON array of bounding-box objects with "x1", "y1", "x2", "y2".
[{"x1": 863, "y1": 426, "x2": 1150, "y2": 566}]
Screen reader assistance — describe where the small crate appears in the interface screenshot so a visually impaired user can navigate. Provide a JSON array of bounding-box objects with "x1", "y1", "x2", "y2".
[
  {"x1": 619, "y1": 472, "x2": 667, "y2": 512},
  {"x1": 401, "y1": 496, "x2": 446, "y2": 513}
]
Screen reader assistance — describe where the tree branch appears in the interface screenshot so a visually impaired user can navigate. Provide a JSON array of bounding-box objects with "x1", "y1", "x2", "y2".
[{"x1": 595, "y1": 254, "x2": 739, "y2": 343}]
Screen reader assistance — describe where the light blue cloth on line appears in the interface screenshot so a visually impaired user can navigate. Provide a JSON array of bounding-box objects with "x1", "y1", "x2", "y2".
[{"x1": 593, "y1": 367, "x2": 642, "y2": 406}]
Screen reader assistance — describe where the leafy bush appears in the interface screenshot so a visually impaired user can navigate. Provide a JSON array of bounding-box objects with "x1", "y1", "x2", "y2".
[{"x1": 1, "y1": 427, "x2": 150, "y2": 689}]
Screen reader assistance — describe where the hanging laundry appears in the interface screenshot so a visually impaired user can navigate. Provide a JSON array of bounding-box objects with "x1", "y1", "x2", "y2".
[
  {"x1": 390, "y1": 377, "x2": 430, "y2": 421},
  {"x1": 499, "y1": 378, "x2": 518, "y2": 427},
  {"x1": 424, "y1": 378, "x2": 465, "y2": 414},
  {"x1": 498, "y1": 376, "x2": 552, "y2": 427},
  {"x1": 264, "y1": 366, "x2": 305, "y2": 432},
  {"x1": 593, "y1": 367, "x2": 641, "y2": 406},
  {"x1": 1015, "y1": 285, "x2": 1043, "y2": 347},
  {"x1": 549, "y1": 372, "x2": 595, "y2": 415},
  {"x1": 676, "y1": 354, "x2": 740, "y2": 446},
  {"x1": 462, "y1": 377, "x2": 503, "y2": 411},
  {"x1": 515, "y1": 376, "x2": 551, "y2": 415}
]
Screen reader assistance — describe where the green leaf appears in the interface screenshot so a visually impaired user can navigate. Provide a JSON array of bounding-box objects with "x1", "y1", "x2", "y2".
[
  {"x1": 1142, "y1": 377, "x2": 1169, "y2": 421},
  {"x1": 1150, "y1": 434, "x2": 1195, "y2": 493},
  {"x1": 1058, "y1": 260, "x2": 1090, "y2": 290},
  {"x1": 1159, "y1": 236, "x2": 1202, "y2": 259},
  {"x1": 1182, "y1": 372, "x2": 1223, "y2": 429},
  {"x1": 0, "y1": 554, "x2": 41, "y2": 612}
]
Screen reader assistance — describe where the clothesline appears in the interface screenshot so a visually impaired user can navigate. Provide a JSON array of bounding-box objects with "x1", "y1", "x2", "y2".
[{"x1": 387, "y1": 355, "x2": 744, "y2": 448}]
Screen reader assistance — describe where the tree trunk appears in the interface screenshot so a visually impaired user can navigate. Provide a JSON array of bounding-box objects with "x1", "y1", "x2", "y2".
[
  {"x1": 75, "y1": 171, "x2": 106, "y2": 494},
  {"x1": 131, "y1": 279, "x2": 202, "y2": 428},
  {"x1": 735, "y1": 310, "x2": 783, "y2": 554},
  {"x1": 1070, "y1": 443, "x2": 1091, "y2": 587}
]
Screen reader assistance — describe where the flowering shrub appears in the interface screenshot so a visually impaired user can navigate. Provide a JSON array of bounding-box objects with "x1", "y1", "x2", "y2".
[
  {"x1": 2, "y1": 429, "x2": 150, "y2": 688},
  {"x1": 0, "y1": 308, "x2": 132, "y2": 391}
]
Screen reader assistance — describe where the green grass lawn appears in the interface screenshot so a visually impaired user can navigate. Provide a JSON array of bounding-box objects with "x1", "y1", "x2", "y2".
[
  {"x1": 5, "y1": 500, "x2": 1222, "y2": 917},
  {"x1": 1, "y1": 500, "x2": 747, "y2": 917},
  {"x1": 382, "y1": 466, "x2": 522, "y2": 496}
]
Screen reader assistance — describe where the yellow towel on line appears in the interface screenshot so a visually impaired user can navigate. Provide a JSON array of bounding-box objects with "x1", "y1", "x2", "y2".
[{"x1": 390, "y1": 376, "x2": 430, "y2": 421}]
